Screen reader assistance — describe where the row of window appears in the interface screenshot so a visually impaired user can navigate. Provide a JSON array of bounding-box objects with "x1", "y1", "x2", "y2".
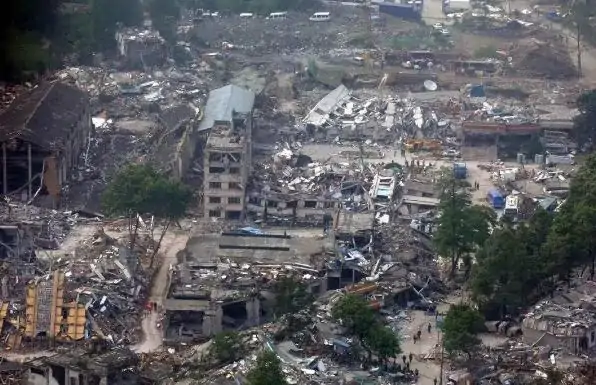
[
  {"x1": 208, "y1": 182, "x2": 242, "y2": 190},
  {"x1": 209, "y1": 166, "x2": 240, "y2": 174},
  {"x1": 208, "y1": 210, "x2": 242, "y2": 219},
  {"x1": 247, "y1": 197, "x2": 336, "y2": 209},
  {"x1": 208, "y1": 152, "x2": 242, "y2": 162},
  {"x1": 208, "y1": 196, "x2": 241, "y2": 204}
]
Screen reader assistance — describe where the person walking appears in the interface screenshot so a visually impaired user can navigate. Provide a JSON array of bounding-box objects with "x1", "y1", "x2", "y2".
[
  {"x1": 417, "y1": 330, "x2": 422, "y2": 340},
  {"x1": 428, "y1": 322, "x2": 432, "y2": 333},
  {"x1": 408, "y1": 353, "x2": 413, "y2": 363},
  {"x1": 402, "y1": 355, "x2": 407, "y2": 365}
]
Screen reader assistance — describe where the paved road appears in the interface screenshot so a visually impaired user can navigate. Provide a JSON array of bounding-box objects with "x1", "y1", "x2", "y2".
[{"x1": 133, "y1": 229, "x2": 191, "y2": 353}]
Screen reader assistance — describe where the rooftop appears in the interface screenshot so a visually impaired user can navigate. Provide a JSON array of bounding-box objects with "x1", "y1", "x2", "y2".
[
  {"x1": 0, "y1": 82, "x2": 89, "y2": 150},
  {"x1": 303, "y1": 85, "x2": 351, "y2": 127},
  {"x1": 199, "y1": 84, "x2": 255, "y2": 132},
  {"x1": 183, "y1": 232, "x2": 331, "y2": 264}
]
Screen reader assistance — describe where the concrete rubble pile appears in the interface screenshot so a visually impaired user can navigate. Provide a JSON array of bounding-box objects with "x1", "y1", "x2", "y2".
[
  {"x1": 0, "y1": 228, "x2": 151, "y2": 351},
  {"x1": 303, "y1": 85, "x2": 457, "y2": 146}
]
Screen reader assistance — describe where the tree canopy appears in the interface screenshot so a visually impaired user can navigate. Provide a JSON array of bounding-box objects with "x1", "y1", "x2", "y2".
[
  {"x1": 210, "y1": 331, "x2": 244, "y2": 363},
  {"x1": 0, "y1": 0, "x2": 61, "y2": 81},
  {"x1": 246, "y1": 350, "x2": 288, "y2": 385},
  {"x1": 573, "y1": 90, "x2": 596, "y2": 147},
  {"x1": 102, "y1": 164, "x2": 191, "y2": 219},
  {"x1": 471, "y1": 209, "x2": 553, "y2": 318},
  {"x1": 434, "y1": 174, "x2": 494, "y2": 277},
  {"x1": 272, "y1": 275, "x2": 314, "y2": 317},
  {"x1": 442, "y1": 304, "x2": 484, "y2": 358},
  {"x1": 332, "y1": 294, "x2": 401, "y2": 362},
  {"x1": 332, "y1": 294, "x2": 377, "y2": 340},
  {"x1": 102, "y1": 164, "x2": 191, "y2": 258}
]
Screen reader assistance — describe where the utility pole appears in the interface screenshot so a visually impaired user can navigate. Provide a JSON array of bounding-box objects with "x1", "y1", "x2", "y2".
[{"x1": 577, "y1": 22, "x2": 582, "y2": 78}]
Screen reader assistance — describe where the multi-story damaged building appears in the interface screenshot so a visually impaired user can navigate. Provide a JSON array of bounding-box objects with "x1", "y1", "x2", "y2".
[
  {"x1": 0, "y1": 82, "x2": 91, "y2": 205},
  {"x1": 247, "y1": 154, "x2": 373, "y2": 226},
  {"x1": 200, "y1": 85, "x2": 255, "y2": 220}
]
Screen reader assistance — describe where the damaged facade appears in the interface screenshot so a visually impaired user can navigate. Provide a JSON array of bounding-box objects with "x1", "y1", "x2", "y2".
[
  {"x1": 115, "y1": 28, "x2": 166, "y2": 69},
  {"x1": 201, "y1": 85, "x2": 255, "y2": 220},
  {"x1": 0, "y1": 82, "x2": 91, "y2": 205}
]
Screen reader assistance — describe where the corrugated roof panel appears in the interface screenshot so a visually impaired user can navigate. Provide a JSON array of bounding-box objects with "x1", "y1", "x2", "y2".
[{"x1": 198, "y1": 85, "x2": 255, "y2": 132}]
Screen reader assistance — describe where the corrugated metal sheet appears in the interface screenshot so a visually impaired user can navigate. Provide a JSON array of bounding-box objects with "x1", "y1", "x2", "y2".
[{"x1": 198, "y1": 85, "x2": 255, "y2": 132}]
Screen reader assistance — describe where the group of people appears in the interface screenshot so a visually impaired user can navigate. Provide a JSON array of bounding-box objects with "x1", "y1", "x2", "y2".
[{"x1": 413, "y1": 322, "x2": 433, "y2": 344}]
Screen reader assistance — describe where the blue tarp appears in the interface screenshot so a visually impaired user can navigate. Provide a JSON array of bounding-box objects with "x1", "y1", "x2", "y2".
[{"x1": 469, "y1": 84, "x2": 485, "y2": 97}]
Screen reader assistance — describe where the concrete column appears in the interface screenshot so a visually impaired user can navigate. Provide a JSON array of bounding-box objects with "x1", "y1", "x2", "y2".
[{"x1": 27, "y1": 143, "x2": 32, "y2": 199}]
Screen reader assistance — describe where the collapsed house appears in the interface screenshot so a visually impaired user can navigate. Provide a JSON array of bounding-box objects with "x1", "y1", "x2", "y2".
[
  {"x1": 303, "y1": 85, "x2": 397, "y2": 142},
  {"x1": 522, "y1": 281, "x2": 596, "y2": 355},
  {"x1": 0, "y1": 82, "x2": 91, "y2": 206},
  {"x1": 200, "y1": 85, "x2": 255, "y2": 220},
  {"x1": 0, "y1": 229, "x2": 149, "y2": 350},
  {"x1": 115, "y1": 28, "x2": 166, "y2": 69}
]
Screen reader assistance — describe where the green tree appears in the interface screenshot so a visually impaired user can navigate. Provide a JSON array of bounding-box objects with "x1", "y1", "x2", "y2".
[
  {"x1": 434, "y1": 174, "x2": 494, "y2": 277},
  {"x1": 148, "y1": 0, "x2": 180, "y2": 44},
  {"x1": 102, "y1": 164, "x2": 191, "y2": 263},
  {"x1": 442, "y1": 304, "x2": 484, "y2": 358},
  {"x1": 572, "y1": 90, "x2": 596, "y2": 147},
  {"x1": 91, "y1": 0, "x2": 143, "y2": 51},
  {"x1": 210, "y1": 331, "x2": 244, "y2": 363},
  {"x1": 0, "y1": 0, "x2": 61, "y2": 82},
  {"x1": 54, "y1": 12, "x2": 95, "y2": 64},
  {"x1": 246, "y1": 350, "x2": 288, "y2": 385},
  {"x1": 363, "y1": 324, "x2": 401, "y2": 363},
  {"x1": 272, "y1": 275, "x2": 314, "y2": 317},
  {"x1": 472, "y1": 208, "x2": 555, "y2": 318},
  {"x1": 547, "y1": 154, "x2": 596, "y2": 281},
  {"x1": 331, "y1": 294, "x2": 376, "y2": 340}
]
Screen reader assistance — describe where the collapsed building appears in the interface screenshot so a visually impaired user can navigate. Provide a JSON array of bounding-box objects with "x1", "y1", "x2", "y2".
[
  {"x1": 0, "y1": 82, "x2": 91, "y2": 206},
  {"x1": 200, "y1": 85, "x2": 255, "y2": 220},
  {"x1": 522, "y1": 281, "x2": 596, "y2": 355},
  {"x1": 247, "y1": 152, "x2": 374, "y2": 227},
  {"x1": 163, "y1": 230, "x2": 331, "y2": 344},
  {"x1": 115, "y1": 28, "x2": 166, "y2": 69},
  {"x1": 0, "y1": 228, "x2": 149, "y2": 350},
  {"x1": 27, "y1": 346, "x2": 140, "y2": 385}
]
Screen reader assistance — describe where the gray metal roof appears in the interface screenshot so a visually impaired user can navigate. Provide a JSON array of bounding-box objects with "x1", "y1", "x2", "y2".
[{"x1": 198, "y1": 85, "x2": 255, "y2": 131}]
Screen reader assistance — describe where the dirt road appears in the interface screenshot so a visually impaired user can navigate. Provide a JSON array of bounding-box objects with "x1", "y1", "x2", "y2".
[{"x1": 133, "y1": 228, "x2": 191, "y2": 353}]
